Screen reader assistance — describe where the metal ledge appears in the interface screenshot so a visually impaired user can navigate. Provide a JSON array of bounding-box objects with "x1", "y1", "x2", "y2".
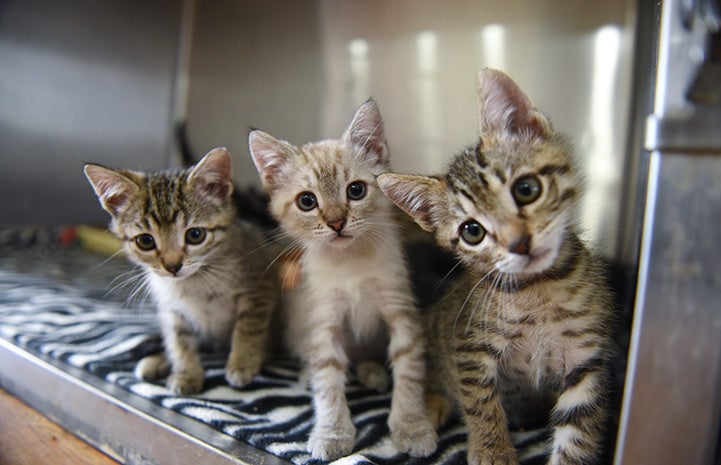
[
  {"x1": 645, "y1": 110, "x2": 721, "y2": 153},
  {"x1": 0, "y1": 338, "x2": 289, "y2": 465}
]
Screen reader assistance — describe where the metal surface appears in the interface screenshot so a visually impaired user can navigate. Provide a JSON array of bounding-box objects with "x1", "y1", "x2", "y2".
[
  {"x1": 615, "y1": 150, "x2": 721, "y2": 465},
  {"x1": 0, "y1": 338, "x2": 289, "y2": 465},
  {"x1": 184, "y1": 0, "x2": 637, "y2": 258},
  {"x1": 646, "y1": 108, "x2": 721, "y2": 151},
  {"x1": 0, "y1": 0, "x2": 182, "y2": 227},
  {"x1": 0, "y1": 0, "x2": 640, "y2": 254},
  {"x1": 615, "y1": 0, "x2": 721, "y2": 463}
]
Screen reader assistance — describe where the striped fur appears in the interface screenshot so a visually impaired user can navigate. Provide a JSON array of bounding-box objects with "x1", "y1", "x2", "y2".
[
  {"x1": 84, "y1": 148, "x2": 279, "y2": 395},
  {"x1": 248, "y1": 100, "x2": 437, "y2": 460},
  {"x1": 378, "y1": 69, "x2": 615, "y2": 465}
]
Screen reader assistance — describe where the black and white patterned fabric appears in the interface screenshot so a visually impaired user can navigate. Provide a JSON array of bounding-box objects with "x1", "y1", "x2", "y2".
[{"x1": 0, "y1": 238, "x2": 551, "y2": 465}]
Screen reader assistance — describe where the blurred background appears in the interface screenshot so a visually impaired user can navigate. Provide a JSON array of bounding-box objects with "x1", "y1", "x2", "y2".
[{"x1": 0, "y1": 0, "x2": 639, "y2": 261}]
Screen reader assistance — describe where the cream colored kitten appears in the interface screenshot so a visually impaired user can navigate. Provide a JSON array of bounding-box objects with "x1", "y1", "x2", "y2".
[{"x1": 248, "y1": 100, "x2": 438, "y2": 460}]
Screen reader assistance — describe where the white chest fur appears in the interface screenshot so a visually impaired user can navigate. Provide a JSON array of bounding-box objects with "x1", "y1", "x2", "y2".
[
  {"x1": 284, "y1": 233, "x2": 412, "y2": 361},
  {"x1": 492, "y1": 289, "x2": 601, "y2": 389},
  {"x1": 147, "y1": 273, "x2": 236, "y2": 341}
]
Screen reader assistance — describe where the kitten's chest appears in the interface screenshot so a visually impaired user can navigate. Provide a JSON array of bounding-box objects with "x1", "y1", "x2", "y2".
[
  {"x1": 149, "y1": 276, "x2": 237, "y2": 339},
  {"x1": 304, "y1": 244, "x2": 408, "y2": 334},
  {"x1": 469, "y1": 288, "x2": 597, "y2": 386}
]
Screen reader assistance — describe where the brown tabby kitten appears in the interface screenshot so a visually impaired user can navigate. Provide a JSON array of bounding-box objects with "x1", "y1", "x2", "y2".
[
  {"x1": 378, "y1": 69, "x2": 615, "y2": 465},
  {"x1": 84, "y1": 148, "x2": 279, "y2": 395}
]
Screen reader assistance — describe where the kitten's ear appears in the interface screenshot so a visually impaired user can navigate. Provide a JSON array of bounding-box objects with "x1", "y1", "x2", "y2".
[
  {"x1": 476, "y1": 68, "x2": 551, "y2": 145},
  {"x1": 83, "y1": 164, "x2": 140, "y2": 216},
  {"x1": 248, "y1": 130, "x2": 294, "y2": 190},
  {"x1": 377, "y1": 173, "x2": 445, "y2": 233},
  {"x1": 344, "y1": 99, "x2": 389, "y2": 167},
  {"x1": 188, "y1": 147, "x2": 234, "y2": 203}
]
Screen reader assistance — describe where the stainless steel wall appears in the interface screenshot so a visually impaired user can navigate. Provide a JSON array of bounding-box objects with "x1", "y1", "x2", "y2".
[
  {"x1": 0, "y1": 0, "x2": 637, "y2": 260},
  {"x1": 184, "y1": 0, "x2": 637, "y2": 258},
  {"x1": 0, "y1": 0, "x2": 182, "y2": 227},
  {"x1": 616, "y1": 0, "x2": 721, "y2": 462}
]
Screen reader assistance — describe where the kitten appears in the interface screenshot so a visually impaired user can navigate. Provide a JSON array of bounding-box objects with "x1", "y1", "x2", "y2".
[
  {"x1": 247, "y1": 100, "x2": 438, "y2": 460},
  {"x1": 84, "y1": 148, "x2": 279, "y2": 395},
  {"x1": 378, "y1": 69, "x2": 615, "y2": 465}
]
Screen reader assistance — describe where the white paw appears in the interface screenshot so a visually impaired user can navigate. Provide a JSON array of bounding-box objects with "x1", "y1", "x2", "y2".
[
  {"x1": 225, "y1": 364, "x2": 259, "y2": 388},
  {"x1": 389, "y1": 414, "x2": 438, "y2": 457},
  {"x1": 167, "y1": 371, "x2": 203, "y2": 395},
  {"x1": 356, "y1": 361, "x2": 390, "y2": 392},
  {"x1": 225, "y1": 354, "x2": 262, "y2": 388},
  {"x1": 307, "y1": 424, "x2": 356, "y2": 460},
  {"x1": 134, "y1": 354, "x2": 170, "y2": 381},
  {"x1": 467, "y1": 448, "x2": 518, "y2": 465}
]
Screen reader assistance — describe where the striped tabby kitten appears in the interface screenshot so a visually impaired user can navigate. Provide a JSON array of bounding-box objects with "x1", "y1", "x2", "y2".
[
  {"x1": 84, "y1": 148, "x2": 279, "y2": 395},
  {"x1": 378, "y1": 69, "x2": 614, "y2": 465},
  {"x1": 248, "y1": 100, "x2": 437, "y2": 460}
]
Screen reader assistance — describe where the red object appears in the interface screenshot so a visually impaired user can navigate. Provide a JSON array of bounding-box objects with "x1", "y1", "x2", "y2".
[{"x1": 58, "y1": 226, "x2": 77, "y2": 246}]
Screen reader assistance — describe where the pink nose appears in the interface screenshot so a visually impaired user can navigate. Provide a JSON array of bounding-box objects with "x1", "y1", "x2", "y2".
[
  {"x1": 328, "y1": 220, "x2": 346, "y2": 232},
  {"x1": 508, "y1": 234, "x2": 531, "y2": 255},
  {"x1": 164, "y1": 262, "x2": 183, "y2": 275}
]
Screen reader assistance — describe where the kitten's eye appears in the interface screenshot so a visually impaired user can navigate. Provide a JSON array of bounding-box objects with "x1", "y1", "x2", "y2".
[
  {"x1": 512, "y1": 176, "x2": 542, "y2": 206},
  {"x1": 296, "y1": 192, "x2": 318, "y2": 211},
  {"x1": 135, "y1": 234, "x2": 156, "y2": 251},
  {"x1": 185, "y1": 227, "x2": 207, "y2": 245},
  {"x1": 459, "y1": 220, "x2": 486, "y2": 245},
  {"x1": 346, "y1": 181, "x2": 367, "y2": 201}
]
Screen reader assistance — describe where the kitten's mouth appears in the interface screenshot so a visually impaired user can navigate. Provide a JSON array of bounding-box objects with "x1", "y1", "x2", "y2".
[
  {"x1": 522, "y1": 248, "x2": 555, "y2": 273},
  {"x1": 498, "y1": 247, "x2": 555, "y2": 275},
  {"x1": 327, "y1": 232, "x2": 354, "y2": 245}
]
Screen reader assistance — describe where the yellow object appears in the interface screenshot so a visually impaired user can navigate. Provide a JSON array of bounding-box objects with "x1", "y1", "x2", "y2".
[{"x1": 75, "y1": 225, "x2": 123, "y2": 256}]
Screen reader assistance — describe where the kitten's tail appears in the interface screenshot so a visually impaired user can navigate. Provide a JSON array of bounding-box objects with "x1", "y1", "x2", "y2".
[{"x1": 175, "y1": 120, "x2": 278, "y2": 231}]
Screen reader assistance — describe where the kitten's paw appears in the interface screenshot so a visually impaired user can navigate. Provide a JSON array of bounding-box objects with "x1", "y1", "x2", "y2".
[
  {"x1": 307, "y1": 423, "x2": 356, "y2": 460},
  {"x1": 468, "y1": 447, "x2": 518, "y2": 465},
  {"x1": 426, "y1": 392, "x2": 453, "y2": 429},
  {"x1": 225, "y1": 355, "x2": 262, "y2": 388},
  {"x1": 134, "y1": 354, "x2": 170, "y2": 381},
  {"x1": 356, "y1": 361, "x2": 390, "y2": 392},
  {"x1": 167, "y1": 371, "x2": 204, "y2": 395},
  {"x1": 389, "y1": 414, "x2": 438, "y2": 457}
]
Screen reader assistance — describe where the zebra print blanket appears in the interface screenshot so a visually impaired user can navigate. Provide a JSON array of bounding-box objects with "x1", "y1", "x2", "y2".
[{"x1": 0, "y1": 242, "x2": 550, "y2": 465}]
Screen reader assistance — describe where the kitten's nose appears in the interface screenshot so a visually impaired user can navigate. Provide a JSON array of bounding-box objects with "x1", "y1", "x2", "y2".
[
  {"x1": 327, "y1": 219, "x2": 346, "y2": 233},
  {"x1": 164, "y1": 262, "x2": 183, "y2": 275},
  {"x1": 508, "y1": 234, "x2": 531, "y2": 255}
]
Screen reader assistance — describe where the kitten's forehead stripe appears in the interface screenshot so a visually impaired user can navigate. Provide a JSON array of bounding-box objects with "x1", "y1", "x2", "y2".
[
  {"x1": 142, "y1": 172, "x2": 190, "y2": 226},
  {"x1": 476, "y1": 171, "x2": 489, "y2": 189},
  {"x1": 455, "y1": 186, "x2": 477, "y2": 207},
  {"x1": 539, "y1": 164, "x2": 571, "y2": 176},
  {"x1": 474, "y1": 144, "x2": 488, "y2": 168}
]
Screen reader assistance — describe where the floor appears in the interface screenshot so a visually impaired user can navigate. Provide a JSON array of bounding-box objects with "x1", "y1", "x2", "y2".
[{"x1": 0, "y1": 387, "x2": 118, "y2": 465}]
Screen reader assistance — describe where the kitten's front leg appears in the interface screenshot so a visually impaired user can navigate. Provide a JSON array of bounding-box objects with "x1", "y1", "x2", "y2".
[
  {"x1": 548, "y1": 354, "x2": 608, "y2": 465},
  {"x1": 384, "y1": 299, "x2": 438, "y2": 457},
  {"x1": 455, "y1": 342, "x2": 517, "y2": 465},
  {"x1": 306, "y1": 320, "x2": 355, "y2": 460},
  {"x1": 163, "y1": 311, "x2": 204, "y2": 395},
  {"x1": 226, "y1": 295, "x2": 273, "y2": 388}
]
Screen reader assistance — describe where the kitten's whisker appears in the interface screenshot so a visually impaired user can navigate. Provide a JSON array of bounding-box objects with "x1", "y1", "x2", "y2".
[
  {"x1": 453, "y1": 268, "x2": 494, "y2": 335},
  {"x1": 107, "y1": 267, "x2": 145, "y2": 299},
  {"x1": 472, "y1": 269, "x2": 502, "y2": 336},
  {"x1": 261, "y1": 234, "x2": 311, "y2": 279},
  {"x1": 432, "y1": 260, "x2": 464, "y2": 293},
  {"x1": 89, "y1": 247, "x2": 127, "y2": 274}
]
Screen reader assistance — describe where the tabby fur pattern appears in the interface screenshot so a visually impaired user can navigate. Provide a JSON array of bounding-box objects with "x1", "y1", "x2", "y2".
[
  {"x1": 378, "y1": 69, "x2": 615, "y2": 465},
  {"x1": 84, "y1": 148, "x2": 279, "y2": 395}
]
